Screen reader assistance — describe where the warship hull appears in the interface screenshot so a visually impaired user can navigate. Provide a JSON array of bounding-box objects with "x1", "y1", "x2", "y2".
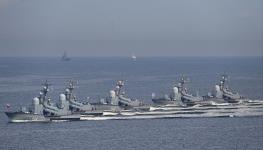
[
  {"x1": 49, "y1": 114, "x2": 80, "y2": 121},
  {"x1": 92, "y1": 103, "x2": 122, "y2": 111},
  {"x1": 152, "y1": 98, "x2": 179, "y2": 105},
  {"x1": 81, "y1": 111, "x2": 103, "y2": 116},
  {"x1": 5, "y1": 112, "x2": 49, "y2": 123}
]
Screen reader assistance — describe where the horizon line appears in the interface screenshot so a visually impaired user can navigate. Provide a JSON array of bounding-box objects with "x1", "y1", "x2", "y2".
[{"x1": 0, "y1": 56, "x2": 262, "y2": 58}]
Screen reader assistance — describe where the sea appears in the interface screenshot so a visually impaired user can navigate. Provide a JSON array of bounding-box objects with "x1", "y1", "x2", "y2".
[{"x1": 0, "y1": 57, "x2": 263, "y2": 150}]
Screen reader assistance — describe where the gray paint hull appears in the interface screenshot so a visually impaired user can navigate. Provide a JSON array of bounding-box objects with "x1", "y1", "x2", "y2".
[
  {"x1": 5, "y1": 112, "x2": 49, "y2": 123},
  {"x1": 152, "y1": 99, "x2": 178, "y2": 105}
]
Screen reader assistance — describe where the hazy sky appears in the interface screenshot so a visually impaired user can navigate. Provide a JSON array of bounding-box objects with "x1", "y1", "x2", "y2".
[{"x1": 0, "y1": 0, "x2": 262, "y2": 57}]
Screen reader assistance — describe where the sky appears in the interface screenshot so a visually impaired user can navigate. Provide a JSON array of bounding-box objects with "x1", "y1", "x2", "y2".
[{"x1": 0, "y1": 0, "x2": 262, "y2": 57}]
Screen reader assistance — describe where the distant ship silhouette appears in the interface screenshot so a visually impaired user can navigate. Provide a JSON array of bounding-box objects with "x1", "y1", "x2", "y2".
[
  {"x1": 131, "y1": 53, "x2": 137, "y2": 61},
  {"x1": 61, "y1": 51, "x2": 71, "y2": 61}
]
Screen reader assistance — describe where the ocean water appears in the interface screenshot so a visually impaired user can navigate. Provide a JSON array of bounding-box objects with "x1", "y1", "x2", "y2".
[{"x1": 0, "y1": 57, "x2": 263, "y2": 150}]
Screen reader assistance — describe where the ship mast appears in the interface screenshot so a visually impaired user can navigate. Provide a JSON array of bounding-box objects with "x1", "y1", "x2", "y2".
[
  {"x1": 65, "y1": 80, "x2": 75, "y2": 101},
  {"x1": 39, "y1": 80, "x2": 51, "y2": 103}
]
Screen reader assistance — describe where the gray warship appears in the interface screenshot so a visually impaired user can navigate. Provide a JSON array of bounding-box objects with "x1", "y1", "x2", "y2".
[
  {"x1": 64, "y1": 81, "x2": 94, "y2": 112},
  {"x1": 5, "y1": 81, "x2": 52, "y2": 122},
  {"x1": 152, "y1": 77, "x2": 203, "y2": 106},
  {"x1": 92, "y1": 80, "x2": 148, "y2": 112},
  {"x1": 152, "y1": 75, "x2": 243, "y2": 107},
  {"x1": 5, "y1": 75, "x2": 263, "y2": 122},
  {"x1": 5, "y1": 81, "x2": 94, "y2": 122},
  {"x1": 5, "y1": 80, "x2": 148, "y2": 122},
  {"x1": 61, "y1": 51, "x2": 71, "y2": 61},
  {"x1": 203, "y1": 75, "x2": 242, "y2": 103}
]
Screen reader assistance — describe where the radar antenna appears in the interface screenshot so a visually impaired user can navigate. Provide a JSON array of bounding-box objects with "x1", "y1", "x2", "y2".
[{"x1": 40, "y1": 80, "x2": 51, "y2": 101}]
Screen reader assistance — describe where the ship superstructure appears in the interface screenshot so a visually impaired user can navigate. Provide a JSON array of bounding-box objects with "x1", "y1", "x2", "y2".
[
  {"x1": 92, "y1": 80, "x2": 147, "y2": 111},
  {"x1": 213, "y1": 75, "x2": 241, "y2": 102},
  {"x1": 152, "y1": 76, "x2": 203, "y2": 106}
]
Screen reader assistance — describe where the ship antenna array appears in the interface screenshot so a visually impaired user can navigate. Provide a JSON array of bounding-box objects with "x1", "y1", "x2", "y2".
[
  {"x1": 68, "y1": 80, "x2": 75, "y2": 92},
  {"x1": 66, "y1": 80, "x2": 77, "y2": 100},
  {"x1": 39, "y1": 80, "x2": 52, "y2": 101},
  {"x1": 220, "y1": 74, "x2": 229, "y2": 86},
  {"x1": 42, "y1": 80, "x2": 51, "y2": 95}
]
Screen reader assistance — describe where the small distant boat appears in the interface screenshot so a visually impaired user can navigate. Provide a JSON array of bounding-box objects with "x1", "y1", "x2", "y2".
[
  {"x1": 61, "y1": 51, "x2": 71, "y2": 61},
  {"x1": 131, "y1": 53, "x2": 137, "y2": 61}
]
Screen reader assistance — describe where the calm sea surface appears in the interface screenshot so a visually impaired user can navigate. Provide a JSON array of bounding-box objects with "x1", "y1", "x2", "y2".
[{"x1": 0, "y1": 57, "x2": 263, "y2": 150}]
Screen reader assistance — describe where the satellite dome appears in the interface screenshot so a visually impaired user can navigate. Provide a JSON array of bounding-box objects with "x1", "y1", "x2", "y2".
[
  {"x1": 32, "y1": 97, "x2": 40, "y2": 105},
  {"x1": 215, "y1": 85, "x2": 220, "y2": 91},
  {"x1": 173, "y1": 87, "x2": 179, "y2": 94},
  {"x1": 59, "y1": 94, "x2": 66, "y2": 101},
  {"x1": 110, "y1": 90, "x2": 116, "y2": 98}
]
